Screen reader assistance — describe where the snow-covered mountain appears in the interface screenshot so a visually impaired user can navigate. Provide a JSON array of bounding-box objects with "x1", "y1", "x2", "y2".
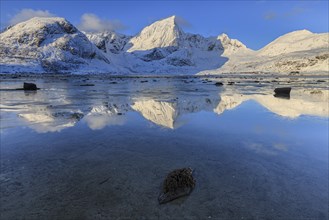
[
  {"x1": 257, "y1": 30, "x2": 328, "y2": 57},
  {"x1": 126, "y1": 15, "x2": 182, "y2": 52},
  {"x1": 85, "y1": 16, "x2": 247, "y2": 74},
  {"x1": 204, "y1": 30, "x2": 329, "y2": 74},
  {"x1": 0, "y1": 17, "x2": 111, "y2": 73},
  {"x1": 0, "y1": 16, "x2": 328, "y2": 74}
]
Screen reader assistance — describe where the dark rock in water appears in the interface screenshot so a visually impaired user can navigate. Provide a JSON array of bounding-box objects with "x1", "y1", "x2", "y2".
[
  {"x1": 158, "y1": 167, "x2": 195, "y2": 204},
  {"x1": 23, "y1": 82, "x2": 38, "y2": 90},
  {"x1": 214, "y1": 82, "x2": 223, "y2": 86},
  {"x1": 274, "y1": 87, "x2": 291, "y2": 94},
  {"x1": 274, "y1": 87, "x2": 291, "y2": 99},
  {"x1": 140, "y1": 80, "x2": 148, "y2": 83},
  {"x1": 80, "y1": 84, "x2": 95, "y2": 86},
  {"x1": 227, "y1": 82, "x2": 235, "y2": 85}
]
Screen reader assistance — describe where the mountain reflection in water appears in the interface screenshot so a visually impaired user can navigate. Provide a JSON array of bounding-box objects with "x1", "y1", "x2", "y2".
[{"x1": 0, "y1": 76, "x2": 328, "y2": 132}]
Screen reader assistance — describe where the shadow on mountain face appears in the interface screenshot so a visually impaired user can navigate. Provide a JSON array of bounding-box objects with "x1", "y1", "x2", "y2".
[
  {"x1": 113, "y1": 24, "x2": 229, "y2": 74},
  {"x1": 120, "y1": 45, "x2": 228, "y2": 75}
]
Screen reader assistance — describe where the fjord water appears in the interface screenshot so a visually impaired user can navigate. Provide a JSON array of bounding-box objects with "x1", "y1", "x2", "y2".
[{"x1": 0, "y1": 75, "x2": 328, "y2": 219}]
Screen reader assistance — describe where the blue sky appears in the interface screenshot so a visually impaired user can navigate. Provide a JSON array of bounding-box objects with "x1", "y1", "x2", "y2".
[{"x1": 1, "y1": 1, "x2": 328, "y2": 50}]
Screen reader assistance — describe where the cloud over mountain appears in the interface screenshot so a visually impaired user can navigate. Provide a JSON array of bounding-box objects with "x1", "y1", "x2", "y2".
[
  {"x1": 9, "y1": 8, "x2": 55, "y2": 25},
  {"x1": 77, "y1": 13, "x2": 126, "y2": 32}
]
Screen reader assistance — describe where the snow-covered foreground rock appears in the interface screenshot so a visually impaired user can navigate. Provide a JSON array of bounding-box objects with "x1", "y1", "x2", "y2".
[{"x1": 0, "y1": 16, "x2": 328, "y2": 74}]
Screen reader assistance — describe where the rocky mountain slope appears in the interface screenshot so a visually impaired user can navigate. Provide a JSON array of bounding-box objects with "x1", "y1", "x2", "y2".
[
  {"x1": 84, "y1": 31, "x2": 131, "y2": 54},
  {"x1": 0, "y1": 16, "x2": 328, "y2": 74}
]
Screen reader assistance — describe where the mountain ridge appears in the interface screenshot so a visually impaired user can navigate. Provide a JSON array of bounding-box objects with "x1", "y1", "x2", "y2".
[{"x1": 0, "y1": 16, "x2": 328, "y2": 74}]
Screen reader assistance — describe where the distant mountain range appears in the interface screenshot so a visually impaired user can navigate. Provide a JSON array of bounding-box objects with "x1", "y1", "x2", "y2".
[{"x1": 0, "y1": 16, "x2": 328, "y2": 74}]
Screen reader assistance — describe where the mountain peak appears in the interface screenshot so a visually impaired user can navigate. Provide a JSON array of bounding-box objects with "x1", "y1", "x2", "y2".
[
  {"x1": 257, "y1": 29, "x2": 327, "y2": 56},
  {"x1": 274, "y1": 29, "x2": 313, "y2": 40},
  {"x1": 127, "y1": 15, "x2": 183, "y2": 52},
  {"x1": 217, "y1": 33, "x2": 248, "y2": 52},
  {"x1": 0, "y1": 16, "x2": 79, "y2": 47},
  {"x1": 285, "y1": 29, "x2": 313, "y2": 35},
  {"x1": 2, "y1": 17, "x2": 79, "y2": 40},
  {"x1": 16, "y1": 17, "x2": 73, "y2": 30},
  {"x1": 159, "y1": 15, "x2": 178, "y2": 23}
]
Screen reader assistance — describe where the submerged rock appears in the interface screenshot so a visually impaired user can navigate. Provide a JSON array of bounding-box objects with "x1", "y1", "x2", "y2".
[
  {"x1": 23, "y1": 82, "x2": 38, "y2": 90},
  {"x1": 158, "y1": 167, "x2": 195, "y2": 204},
  {"x1": 215, "y1": 82, "x2": 223, "y2": 86},
  {"x1": 274, "y1": 87, "x2": 291, "y2": 99}
]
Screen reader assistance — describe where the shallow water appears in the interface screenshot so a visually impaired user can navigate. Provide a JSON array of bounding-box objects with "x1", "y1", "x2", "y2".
[{"x1": 0, "y1": 75, "x2": 328, "y2": 219}]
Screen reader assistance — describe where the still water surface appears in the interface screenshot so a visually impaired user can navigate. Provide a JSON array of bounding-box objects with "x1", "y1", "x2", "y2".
[{"x1": 0, "y1": 75, "x2": 328, "y2": 219}]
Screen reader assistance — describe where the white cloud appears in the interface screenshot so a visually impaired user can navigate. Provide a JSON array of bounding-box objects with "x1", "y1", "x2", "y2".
[
  {"x1": 78, "y1": 13, "x2": 126, "y2": 32},
  {"x1": 284, "y1": 7, "x2": 305, "y2": 17},
  {"x1": 9, "y1": 9, "x2": 55, "y2": 25},
  {"x1": 264, "y1": 12, "x2": 277, "y2": 20},
  {"x1": 264, "y1": 7, "x2": 305, "y2": 21}
]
